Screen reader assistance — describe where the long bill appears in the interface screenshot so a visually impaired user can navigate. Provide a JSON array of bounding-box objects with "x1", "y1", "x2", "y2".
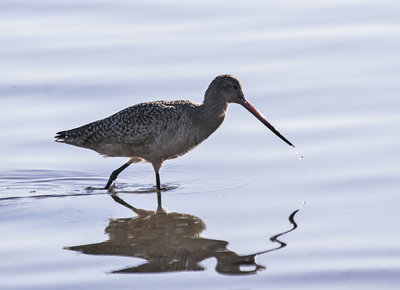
[{"x1": 241, "y1": 98, "x2": 295, "y2": 147}]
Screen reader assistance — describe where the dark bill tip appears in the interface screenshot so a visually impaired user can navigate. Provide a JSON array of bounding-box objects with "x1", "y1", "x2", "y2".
[{"x1": 241, "y1": 99, "x2": 295, "y2": 147}]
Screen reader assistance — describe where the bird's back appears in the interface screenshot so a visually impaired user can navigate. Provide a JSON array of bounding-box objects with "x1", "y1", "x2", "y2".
[{"x1": 55, "y1": 100, "x2": 204, "y2": 160}]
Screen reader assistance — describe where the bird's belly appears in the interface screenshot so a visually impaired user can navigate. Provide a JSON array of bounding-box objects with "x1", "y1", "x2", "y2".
[
  {"x1": 92, "y1": 134, "x2": 200, "y2": 160},
  {"x1": 93, "y1": 119, "x2": 209, "y2": 163},
  {"x1": 149, "y1": 133, "x2": 202, "y2": 161},
  {"x1": 94, "y1": 143, "x2": 144, "y2": 159}
]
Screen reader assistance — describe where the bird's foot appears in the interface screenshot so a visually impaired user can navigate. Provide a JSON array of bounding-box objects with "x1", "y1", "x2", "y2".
[
  {"x1": 85, "y1": 184, "x2": 116, "y2": 191},
  {"x1": 104, "y1": 183, "x2": 117, "y2": 191}
]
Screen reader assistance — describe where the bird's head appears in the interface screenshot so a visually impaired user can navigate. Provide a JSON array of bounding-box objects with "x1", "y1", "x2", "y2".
[
  {"x1": 207, "y1": 74, "x2": 245, "y2": 104},
  {"x1": 206, "y1": 74, "x2": 295, "y2": 147}
]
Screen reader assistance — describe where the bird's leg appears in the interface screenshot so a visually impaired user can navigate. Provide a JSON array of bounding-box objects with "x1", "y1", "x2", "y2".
[
  {"x1": 157, "y1": 191, "x2": 162, "y2": 207},
  {"x1": 156, "y1": 191, "x2": 164, "y2": 214},
  {"x1": 155, "y1": 172, "x2": 161, "y2": 190},
  {"x1": 151, "y1": 161, "x2": 163, "y2": 191},
  {"x1": 104, "y1": 162, "x2": 131, "y2": 189}
]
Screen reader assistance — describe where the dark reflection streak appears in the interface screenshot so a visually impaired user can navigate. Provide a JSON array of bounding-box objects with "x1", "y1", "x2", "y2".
[
  {"x1": 111, "y1": 194, "x2": 137, "y2": 211},
  {"x1": 157, "y1": 191, "x2": 162, "y2": 209},
  {"x1": 67, "y1": 193, "x2": 300, "y2": 275},
  {"x1": 253, "y1": 209, "x2": 299, "y2": 256},
  {"x1": 0, "y1": 185, "x2": 166, "y2": 202},
  {"x1": 0, "y1": 192, "x2": 103, "y2": 201},
  {"x1": 271, "y1": 209, "x2": 299, "y2": 242}
]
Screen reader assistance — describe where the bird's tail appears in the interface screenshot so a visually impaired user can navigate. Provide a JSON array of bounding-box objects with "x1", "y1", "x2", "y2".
[
  {"x1": 54, "y1": 129, "x2": 85, "y2": 146},
  {"x1": 55, "y1": 130, "x2": 68, "y2": 143},
  {"x1": 55, "y1": 122, "x2": 98, "y2": 147}
]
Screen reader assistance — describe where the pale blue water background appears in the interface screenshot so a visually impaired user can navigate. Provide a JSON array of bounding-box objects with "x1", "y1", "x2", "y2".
[{"x1": 1, "y1": 1, "x2": 400, "y2": 289}]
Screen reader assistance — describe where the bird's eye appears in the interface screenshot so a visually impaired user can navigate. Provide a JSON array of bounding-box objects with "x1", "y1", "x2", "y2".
[{"x1": 232, "y1": 85, "x2": 238, "y2": 90}]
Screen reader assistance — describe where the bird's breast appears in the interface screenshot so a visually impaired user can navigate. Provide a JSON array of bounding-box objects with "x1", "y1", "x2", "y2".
[{"x1": 150, "y1": 120, "x2": 206, "y2": 161}]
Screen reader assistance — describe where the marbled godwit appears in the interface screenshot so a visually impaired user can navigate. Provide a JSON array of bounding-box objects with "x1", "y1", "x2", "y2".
[{"x1": 55, "y1": 74, "x2": 294, "y2": 190}]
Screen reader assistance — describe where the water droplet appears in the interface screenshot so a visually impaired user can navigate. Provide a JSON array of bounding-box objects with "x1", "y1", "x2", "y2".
[
  {"x1": 295, "y1": 151, "x2": 304, "y2": 160},
  {"x1": 299, "y1": 200, "x2": 307, "y2": 209}
]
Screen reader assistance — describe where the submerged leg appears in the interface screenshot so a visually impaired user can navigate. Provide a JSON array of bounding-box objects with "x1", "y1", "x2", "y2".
[
  {"x1": 156, "y1": 191, "x2": 164, "y2": 214},
  {"x1": 155, "y1": 172, "x2": 161, "y2": 190},
  {"x1": 104, "y1": 162, "x2": 131, "y2": 189}
]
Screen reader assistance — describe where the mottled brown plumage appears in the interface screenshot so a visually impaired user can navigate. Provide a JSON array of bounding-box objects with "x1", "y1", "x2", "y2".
[{"x1": 55, "y1": 74, "x2": 294, "y2": 190}]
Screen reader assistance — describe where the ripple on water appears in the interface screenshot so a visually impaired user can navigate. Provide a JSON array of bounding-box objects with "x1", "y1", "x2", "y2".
[
  {"x1": 86, "y1": 177, "x2": 250, "y2": 195},
  {"x1": 0, "y1": 169, "x2": 105, "y2": 201},
  {"x1": 0, "y1": 169, "x2": 250, "y2": 202}
]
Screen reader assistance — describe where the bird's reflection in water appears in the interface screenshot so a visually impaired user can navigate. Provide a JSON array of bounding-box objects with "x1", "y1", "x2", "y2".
[{"x1": 66, "y1": 193, "x2": 299, "y2": 275}]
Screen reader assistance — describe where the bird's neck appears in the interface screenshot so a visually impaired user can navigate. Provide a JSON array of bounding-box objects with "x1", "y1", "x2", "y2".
[
  {"x1": 197, "y1": 93, "x2": 228, "y2": 134},
  {"x1": 203, "y1": 92, "x2": 228, "y2": 115}
]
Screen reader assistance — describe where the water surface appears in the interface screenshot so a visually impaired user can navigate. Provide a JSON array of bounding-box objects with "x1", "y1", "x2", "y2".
[{"x1": 1, "y1": 1, "x2": 400, "y2": 289}]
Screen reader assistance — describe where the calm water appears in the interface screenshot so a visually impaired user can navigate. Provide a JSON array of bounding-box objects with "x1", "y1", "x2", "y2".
[{"x1": 1, "y1": 1, "x2": 400, "y2": 289}]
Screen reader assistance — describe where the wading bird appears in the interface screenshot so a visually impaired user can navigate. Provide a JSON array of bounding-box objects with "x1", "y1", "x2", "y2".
[{"x1": 55, "y1": 74, "x2": 294, "y2": 190}]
